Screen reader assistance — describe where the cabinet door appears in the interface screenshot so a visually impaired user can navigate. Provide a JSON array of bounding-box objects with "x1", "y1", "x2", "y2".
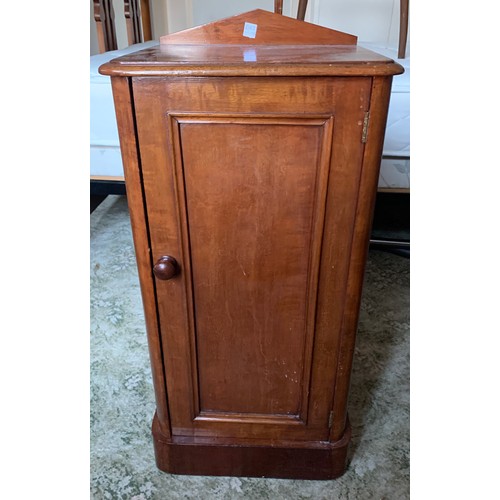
[{"x1": 133, "y1": 76, "x2": 371, "y2": 441}]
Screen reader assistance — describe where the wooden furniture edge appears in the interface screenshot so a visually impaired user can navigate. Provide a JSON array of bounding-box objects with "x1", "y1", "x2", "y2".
[
  {"x1": 109, "y1": 76, "x2": 171, "y2": 438},
  {"x1": 151, "y1": 412, "x2": 352, "y2": 479},
  {"x1": 99, "y1": 62, "x2": 404, "y2": 78},
  {"x1": 330, "y1": 75, "x2": 395, "y2": 441}
]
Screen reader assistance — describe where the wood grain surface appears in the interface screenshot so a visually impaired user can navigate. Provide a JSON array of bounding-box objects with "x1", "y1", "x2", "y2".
[
  {"x1": 103, "y1": 12, "x2": 404, "y2": 477},
  {"x1": 159, "y1": 9, "x2": 356, "y2": 46}
]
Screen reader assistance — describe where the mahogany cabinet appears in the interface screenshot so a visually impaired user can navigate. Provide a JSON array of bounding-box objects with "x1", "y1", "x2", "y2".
[{"x1": 100, "y1": 9, "x2": 403, "y2": 480}]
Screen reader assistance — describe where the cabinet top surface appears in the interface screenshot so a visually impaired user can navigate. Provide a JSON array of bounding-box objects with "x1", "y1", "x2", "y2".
[
  {"x1": 99, "y1": 10, "x2": 404, "y2": 78},
  {"x1": 99, "y1": 44, "x2": 404, "y2": 77}
]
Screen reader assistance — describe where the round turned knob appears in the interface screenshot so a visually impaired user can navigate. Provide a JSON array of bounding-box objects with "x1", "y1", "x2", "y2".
[{"x1": 153, "y1": 256, "x2": 179, "y2": 280}]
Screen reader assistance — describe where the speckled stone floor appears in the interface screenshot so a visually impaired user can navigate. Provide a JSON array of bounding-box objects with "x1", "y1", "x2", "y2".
[{"x1": 90, "y1": 195, "x2": 409, "y2": 499}]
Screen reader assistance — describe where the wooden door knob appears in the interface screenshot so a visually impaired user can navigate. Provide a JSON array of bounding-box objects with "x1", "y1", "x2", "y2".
[{"x1": 153, "y1": 256, "x2": 179, "y2": 280}]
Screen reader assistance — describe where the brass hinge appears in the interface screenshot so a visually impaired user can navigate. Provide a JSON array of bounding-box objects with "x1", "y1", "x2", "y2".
[
  {"x1": 328, "y1": 411, "x2": 334, "y2": 428},
  {"x1": 361, "y1": 111, "x2": 370, "y2": 143}
]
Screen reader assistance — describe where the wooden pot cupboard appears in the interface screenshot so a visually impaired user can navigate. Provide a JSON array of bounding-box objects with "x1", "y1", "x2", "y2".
[{"x1": 100, "y1": 9, "x2": 404, "y2": 480}]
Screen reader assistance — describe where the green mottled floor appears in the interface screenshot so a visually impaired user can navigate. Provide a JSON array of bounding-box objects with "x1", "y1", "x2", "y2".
[{"x1": 90, "y1": 195, "x2": 409, "y2": 499}]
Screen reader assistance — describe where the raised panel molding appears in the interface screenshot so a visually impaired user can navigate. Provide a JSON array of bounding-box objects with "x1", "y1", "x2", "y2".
[{"x1": 167, "y1": 113, "x2": 334, "y2": 429}]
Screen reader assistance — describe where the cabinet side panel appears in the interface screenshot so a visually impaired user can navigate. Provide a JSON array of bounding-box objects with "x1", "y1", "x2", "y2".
[
  {"x1": 307, "y1": 78, "x2": 372, "y2": 428},
  {"x1": 109, "y1": 76, "x2": 171, "y2": 437},
  {"x1": 330, "y1": 76, "x2": 394, "y2": 441}
]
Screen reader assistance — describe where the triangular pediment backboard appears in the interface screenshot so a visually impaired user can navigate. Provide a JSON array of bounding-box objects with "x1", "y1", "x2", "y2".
[{"x1": 160, "y1": 9, "x2": 357, "y2": 45}]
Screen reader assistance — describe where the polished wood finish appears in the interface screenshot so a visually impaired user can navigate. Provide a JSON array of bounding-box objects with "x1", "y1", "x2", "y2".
[
  {"x1": 102, "y1": 10, "x2": 403, "y2": 480},
  {"x1": 109, "y1": 76, "x2": 171, "y2": 438},
  {"x1": 129, "y1": 76, "x2": 372, "y2": 443},
  {"x1": 159, "y1": 9, "x2": 357, "y2": 45},
  {"x1": 153, "y1": 256, "x2": 179, "y2": 281},
  {"x1": 100, "y1": 44, "x2": 401, "y2": 77},
  {"x1": 331, "y1": 75, "x2": 394, "y2": 441},
  {"x1": 152, "y1": 413, "x2": 351, "y2": 479},
  {"x1": 166, "y1": 112, "x2": 334, "y2": 431},
  {"x1": 93, "y1": 0, "x2": 117, "y2": 53},
  {"x1": 274, "y1": 0, "x2": 283, "y2": 15}
]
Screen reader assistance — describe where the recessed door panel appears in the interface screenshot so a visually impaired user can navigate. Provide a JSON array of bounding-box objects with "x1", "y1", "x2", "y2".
[{"x1": 171, "y1": 116, "x2": 332, "y2": 422}]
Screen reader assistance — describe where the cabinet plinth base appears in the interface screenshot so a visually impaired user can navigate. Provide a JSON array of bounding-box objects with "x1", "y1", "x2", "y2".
[{"x1": 151, "y1": 413, "x2": 351, "y2": 480}]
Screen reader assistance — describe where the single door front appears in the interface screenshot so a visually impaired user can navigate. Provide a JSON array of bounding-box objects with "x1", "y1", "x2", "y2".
[{"x1": 133, "y1": 76, "x2": 371, "y2": 441}]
